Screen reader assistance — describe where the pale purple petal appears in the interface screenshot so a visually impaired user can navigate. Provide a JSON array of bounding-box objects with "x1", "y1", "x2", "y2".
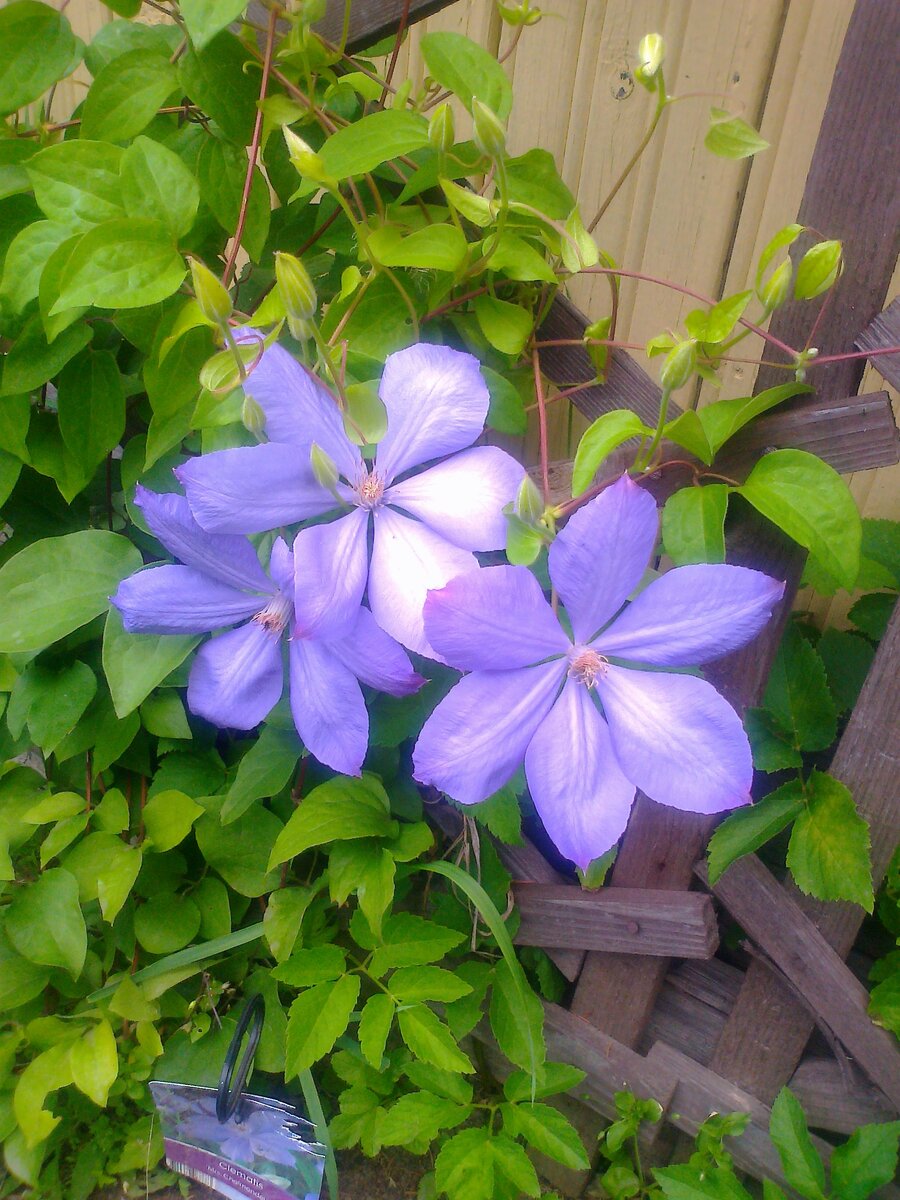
[
  {"x1": 289, "y1": 636, "x2": 368, "y2": 775},
  {"x1": 235, "y1": 329, "x2": 362, "y2": 479},
  {"x1": 369, "y1": 508, "x2": 477, "y2": 657},
  {"x1": 328, "y1": 607, "x2": 425, "y2": 697},
  {"x1": 188, "y1": 620, "x2": 283, "y2": 729},
  {"x1": 424, "y1": 565, "x2": 569, "y2": 671},
  {"x1": 176, "y1": 444, "x2": 334, "y2": 534},
  {"x1": 385, "y1": 446, "x2": 524, "y2": 551},
  {"x1": 134, "y1": 485, "x2": 272, "y2": 593},
  {"x1": 268, "y1": 536, "x2": 293, "y2": 595},
  {"x1": 596, "y1": 666, "x2": 753, "y2": 814},
  {"x1": 596, "y1": 564, "x2": 785, "y2": 665},
  {"x1": 292, "y1": 509, "x2": 369, "y2": 640},
  {"x1": 549, "y1": 475, "x2": 659, "y2": 642},
  {"x1": 413, "y1": 661, "x2": 565, "y2": 805},
  {"x1": 375, "y1": 344, "x2": 490, "y2": 483},
  {"x1": 524, "y1": 680, "x2": 635, "y2": 870},
  {"x1": 112, "y1": 565, "x2": 263, "y2": 634}
]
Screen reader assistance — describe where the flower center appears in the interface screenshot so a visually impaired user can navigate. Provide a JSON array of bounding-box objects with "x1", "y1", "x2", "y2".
[
  {"x1": 253, "y1": 590, "x2": 293, "y2": 634},
  {"x1": 567, "y1": 646, "x2": 608, "y2": 688},
  {"x1": 354, "y1": 468, "x2": 385, "y2": 510}
]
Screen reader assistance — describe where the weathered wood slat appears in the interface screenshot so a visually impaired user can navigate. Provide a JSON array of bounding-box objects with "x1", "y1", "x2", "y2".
[
  {"x1": 790, "y1": 1058, "x2": 898, "y2": 1136},
  {"x1": 856, "y1": 297, "x2": 900, "y2": 391},
  {"x1": 314, "y1": 0, "x2": 458, "y2": 52},
  {"x1": 513, "y1": 883, "x2": 718, "y2": 958}
]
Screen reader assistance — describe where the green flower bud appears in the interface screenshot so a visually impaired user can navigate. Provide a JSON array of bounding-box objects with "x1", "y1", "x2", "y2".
[
  {"x1": 310, "y1": 442, "x2": 339, "y2": 492},
  {"x1": 241, "y1": 395, "x2": 267, "y2": 438},
  {"x1": 299, "y1": 0, "x2": 327, "y2": 23},
  {"x1": 275, "y1": 251, "x2": 317, "y2": 322},
  {"x1": 515, "y1": 474, "x2": 544, "y2": 524},
  {"x1": 659, "y1": 339, "x2": 697, "y2": 391},
  {"x1": 287, "y1": 315, "x2": 314, "y2": 343},
  {"x1": 428, "y1": 102, "x2": 455, "y2": 154},
  {"x1": 498, "y1": 1, "x2": 542, "y2": 25},
  {"x1": 472, "y1": 98, "x2": 506, "y2": 159},
  {"x1": 283, "y1": 127, "x2": 336, "y2": 189},
  {"x1": 759, "y1": 258, "x2": 792, "y2": 313},
  {"x1": 188, "y1": 257, "x2": 232, "y2": 326},
  {"x1": 635, "y1": 33, "x2": 665, "y2": 90}
]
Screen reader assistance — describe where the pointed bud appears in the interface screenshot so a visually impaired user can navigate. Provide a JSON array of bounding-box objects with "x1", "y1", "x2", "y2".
[
  {"x1": 472, "y1": 98, "x2": 506, "y2": 159},
  {"x1": 659, "y1": 339, "x2": 697, "y2": 392},
  {"x1": 428, "y1": 103, "x2": 455, "y2": 154},
  {"x1": 759, "y1": 258, "x2": 792, "y2": 313},
  {"x1": 287, "y1": 315, "x2": 314, "y2": 343},
  {"x1": 275, "y1": 251, "x2": 317, "y2": 322},
  {"x1": 515, "y1": 474, "x2": 544, "y2": 524},
  {"x1": 283, "y1": 127, "x2": 336, "y2": 188},
  {"x1": 310, "y1": 442, "x2": 339, "y2": 492},
  {"x1": 241, "y1": 395, "x2": 267, "y2": 438},
  {"x1": 188, "y1": 258, "x2": 232, "y2": 325},
  {"x1": 635, "y1": 33, "x2": 665, "y2": 90},
  {"x1": 498, "y1": 1, "x2": 542, "y2": 25}
]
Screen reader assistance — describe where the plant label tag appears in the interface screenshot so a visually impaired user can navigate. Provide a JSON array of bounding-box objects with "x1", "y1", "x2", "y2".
[{"x1": 150, "y1": 1081, "x2": 326, "y2": 1200}]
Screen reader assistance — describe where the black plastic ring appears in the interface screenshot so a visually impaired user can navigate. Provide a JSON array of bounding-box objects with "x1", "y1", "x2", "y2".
[{"x1": 216, "y1": 993, "x2": 265, "y2": 1123}]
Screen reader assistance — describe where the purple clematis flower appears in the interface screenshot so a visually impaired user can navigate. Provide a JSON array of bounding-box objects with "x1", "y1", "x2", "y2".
[
  {"x1": 175, "y1": 338, "x2": 524, "y2": 656},
  {"x1": 181, "y1": 1107, "x2": 300, "y2": 1168},
  {"x1": 412, "y1": 475, "x2": 785, "y2": 870},
  {"x1": 111, "y1": 487, "x2": 422, "y2": 775}
]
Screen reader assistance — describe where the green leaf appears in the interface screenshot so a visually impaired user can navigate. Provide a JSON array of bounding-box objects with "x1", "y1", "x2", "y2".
[
  {"x1": 786, "y1": 770, "x2": 873, "y2": 911},
  {"x1": 756, "y1": 224, "x2": 803, "y2": 291},
  {"x1": 503, "y1": 1061, "x2": 585, "y2": 1102},
  {"x1": 440, "y1": 178, "x2": 495, "y2": 227},
  {"x1": 474, "y1": 295, "x2": 532, "y2": 357},
  {"x1": 663, "y1": 410, "x2": 714, "y2": 465},
  {"x1": 196, "y1": 136, "x2": 269, "y2": 262},
  {"x1": 37, "y1": 235, "x2": 89, "y2": 343},
  {"x1": 0, "y1": 141, "x2": 35, "y2": 202},
  {"x1": 0, "y1": 530, "x2": 141, "y2": 654},
  {"x1": 102, "y1": 608, "x2": 199, "y2": 718},
  {"x1": 379, "y1": 1091, "x2": 468, "y2": 1148},
  {"x1": 95, "y1": 840, "x2": 141, "y2": 923},
  {"x1": 692, "y1": 291, "x2": 753, "y2": 344},
  {"x1": 0, "y1": 313, "x2": 91, "y2": 395},
  {"x1": 135, "y1": 894, "x2": 201, "y2": 954},
  {"x1": 6, "y1": 868, "x2": 86, "y2": 977},
  {"x1": 502, "y1": 1102, "x2": 590, "y2": 1170},
  {"x1": 421, "y1": 32, "x2": 513, "y2": 118},
  {"x1": 707, "y1": 781, "x2": 805, "y2": 884},
  {"x1": 285, "y1": 975, "x2": 360, "y2": 1075},
  {"x1": 328, "y1": 842, "x2": 395, "y2": 937},
  {"x1": 769, "y1": 1088, "x2": 826, "y2": 1200},
  {"x1": 0, "y1": 394, "x2": 30, "y2": 460},
  {"x1": 27, "y1": 141, "x2": 125, "y2": 231},
  {"x1": 860, "y1": 517, "x2": 900, "y2": 584},
  {"x1": 483, "y1": 366, "x2": 527, "y2": 435},
  {"x1": 705, "y1": 109, "x2": 769, "y2": 159},
  {"x1": 269, "y1": 775, "x2": 396, "y2": 868},
  {"x1": 795, "y1": 240, "x2": 842, "y2": 301},
  {"x1": 358, "y1": 993, "x2": 395, "y2": 1068},
  {"x1": 490, "y1": 957, "x2": 546, "y2": 1075},
  {"x1": 120, "y1": 136, "x2": 200, "y2": 240},
  {"x1": 0, "y1": 1, "x2": 78, "y2": 118},
  {"x1": 373, "y1": 223, "x2": 468, "y2": 274},
  {"x1": 830, "y1": 1121, "x2": 900, "y2": 1200},
  {"x1": 869, "y1": 971, "x2": 900, "y2": 1036},
  {"x1": 178, "y1": 32, "x2": 258, "y2": 144},
  {"x1": 487, "y1": 232, "x2": 556, "y2": 283},
  {"x1": 466, "y1": 784, "x2": 523, "y2": 845},
  {"x1": 273, "y1": 946, "x2": 347, "y2": 987},
  {"x1": 180, "y1": 0, "x2": 248, "y2": 50},
  {"x1": 140, "y1": 690, "x2": 191, "y2": 739},
  {"x1": 7, "y1": 659, "x2": 96, "y2": 755},
  {"x1": 369, "y1": 913, "x2": 465, "y2": 976},
  {"x1": 763, "y1": 624, "x2": 836, "y2": 752},
  {"x1": 505, "y1": 512, "x2": 544, "y2": 566},
  {"x1": 195, "y1": 805, "x2": 282, "y2": 897},
  {"x1": 816, "y1": 629, "x2": 874, "y2": 714},
  {"x1": 93, "y1": 788, "x2": 129, "y2": 833},
  {"x1": 505, "y1": 149, "x2": 575, "y2": 220},
  {"x1": 654, "y1": 1165, "x2": 753, "y2": 1200},
  {"x1": 744, "y1": 708, "x2": 803, "y2": 772},
  {"x1": 0, "y1": 929, "x2": 51, "y2": 1012},
  {"x1": 662, "y1": 485, "x2": 729, "y2": 565},
  {"x1": 261, "y1": 885, "x2": 312, "y2": 961},
  {"x1": 398, "y1": 1004, "x2": 473, "y2": 1073},
  {"x1": 80, "y1": 50, "x2": 177, "y2": 143},
  {"x1": 697, "y1": 383, "x2": 811, "y2": 456},
  {"x1": 85, "y1": 17, "x2": 179, "y2": 74},
  {"x1": 319, "y1": 110, "x2": 430, "y2": 180},
  {"x1": 221, "y1": 726, "x2": 301, "y2": 823},
  {"x1": 572, "y1": 410, "x2": 647, "y2": 495},
  {"x1": 391, "y1": 966, "x2": 473, "y2": 1004},
  {"x1": 69, "y1": 1019, "x2": 117, "y2": 1107},
  {"x1": 13, "y1": 1042, "x2": 72, "y2": 1148},
  {"x1": 436, "y1": 1128, "x2": 494, "y2": 1200},
  {"x1": 491, "y1": 1134, "x2": 542, "y2": 1197},
  {"x1": 142, "y1": 789, "x2": 204, "y2": 853},
  {"x1": 848, "y1": 592, "x2": 895, "y2": 642},
  {"x1": 53, "y1": 218, "x2": 186, "y2": 312},
  {"x1": 0, "y1": 221, "x2": 71, "y2": 314},
  {"x1": 739, "y1": 449, "x2": 861, "y2": 590},
  {"x1": 57, "y1": 348, "x2": 125, "y2": 471}
]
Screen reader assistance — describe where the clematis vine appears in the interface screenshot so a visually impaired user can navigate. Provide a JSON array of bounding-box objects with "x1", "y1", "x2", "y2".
[
  {"x1": 111, "y1": 487, "x2": 422, "y2": 776},
  {"x1": 413, "y1": 475, "x2": 785, "y2": 870},
  {"x1": 176, "y1": 338, "x2": 524, "y2": 656}
]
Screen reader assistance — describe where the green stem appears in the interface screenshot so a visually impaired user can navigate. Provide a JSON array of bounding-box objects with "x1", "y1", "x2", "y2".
[
  {"x1": 635, "y1": 394, "x2": 671, "y2": 472},
  {"x1": 587, "y1": 73, "x2": 668, "y2": 233},
  {"x1": 467, "y1": 156, "x2": 510, "y2": 276}
]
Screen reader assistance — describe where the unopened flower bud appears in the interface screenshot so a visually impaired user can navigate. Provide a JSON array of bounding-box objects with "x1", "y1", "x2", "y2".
[
  {"x1": 472, "y1": 98, "x2": 506, "y2": 159},
  {"x1": 287, "y1": 315, "x2": 314, "y2": 343},
  {"x1": 275, "y1": 251, "x2": 317, "y2": 322},
  {"x1": 759, "y1": 258, "x2": 792, "y2": 313},
  {"x1": 283, "y1": 127, "x2": 336, "y2": 188},
  {"x1": 428, "y1": 102, "x2": 455, "y2": 154},
  {"x1": 298, "y1": 0, "x2": 327, "y2": 23},
  {"x1": 659, "y1": 339, "x2": 696, "y2": 391},
  {"x1": 310, "y1": 442, "x2": 339, "y2": 492},
  {"x1": 497, "y1": 1, "x2": 542, "y2": 26},
  {"x1": 515, "y1": 474, "x2": 544, "y2": 524},
  {"x1": 189, "y1": 257, "x2": 232, "y2": 325},
  {"x1": 635, "y1": 33, "x2": 665, "y2": 89},
  {"x1": 241, "y1": 395, "x2": 267, "y2": 438}
]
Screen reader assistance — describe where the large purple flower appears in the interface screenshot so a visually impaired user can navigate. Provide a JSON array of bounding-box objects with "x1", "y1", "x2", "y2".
[
  {"x1": 111, "y1": 487, "x2": 422, "y2": 775},
  {"x1": 175, "y1": 338, "x2": 524, "y2": 656},
  {"x1": 412, "y1": 475, "x2": 784, "y2": 870}
]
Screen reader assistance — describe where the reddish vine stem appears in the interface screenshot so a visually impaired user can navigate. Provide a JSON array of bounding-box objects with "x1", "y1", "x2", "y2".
[
  {"x1": 422, "y1": 286, "x2": 492, "y2": 323},
  {"x1": 381, "y1": 0, "x2": 412, "y2": 103},
  {"x1": 222, "y1": 7, "x2": 278, "y2": 288},
  {"x1": 532, "y1": 348, "x2": 551, "y2": 505},
  {"x1": 813, "y1": 344, "x2": 900, "y2": 367}
]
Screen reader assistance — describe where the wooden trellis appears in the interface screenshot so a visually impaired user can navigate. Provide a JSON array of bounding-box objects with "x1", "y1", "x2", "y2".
[{"x1": 301, "y1": 0, "x2": 900, "y2": 1190}]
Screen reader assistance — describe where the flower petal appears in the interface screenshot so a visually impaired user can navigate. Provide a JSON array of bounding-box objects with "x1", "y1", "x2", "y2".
[
  {"x1": 369, "y1": 508, "x2": 477, "y2": 656},
  {"x1": 425, "y1": 565, "x2": 569, "y2": 671},
  {"x1": 596, "y1": 665, "x2": 753, "y2": 814},
  {"x1": 293, "y1": 508, "x2": 369, "y2": 640},
  {"x1": 176, "y1": 443, "x2": 334, "y2": 534},
  {"x1": 524, "y1": 679, "x2": 635, "y2": 870},
  {"x1": 596, "y1": 564, "x2": 785, "y2": 665},
  {"x1": 385, "y1": 446, "x2": 524, "y2": 550},
  {"x1": 289, "y1": 636, "x2": 368, "y2": 775},
  {"x1": 187, "y1": 620, "x2": 283, "y2": 729},
  {"x1": 375, "y1": 343, "x2": 490, "y2": 482},
  {"x1": 112, "y1": 565, "x2": 264, "y2": 634},
  {"x1": 329, "y1": 607, "x2": 425, "y2": 696},
  {"x1": 549, "y1": 474, "x2": 659, "y2": 642},
  {"x1": 134, "y1": 485, "x2": 272, "y2": 593},
  {"x1": 413, "y1": 661, "x2": 565, "y2": 805},
  {"x1": 235, "y1": 329, "x2": 362, "y2": 479},
  {"x1": 268, "y1": 536, "x2": 294, "y2": 595}
]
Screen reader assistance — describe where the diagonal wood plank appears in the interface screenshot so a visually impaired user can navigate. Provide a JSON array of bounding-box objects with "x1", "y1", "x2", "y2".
[
  {"x1": 856, "y1": 297, "x2": 900, "y2": 392},
  {"x1": 313, "y1": 0, "x2": 459, "y2": 52}
]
